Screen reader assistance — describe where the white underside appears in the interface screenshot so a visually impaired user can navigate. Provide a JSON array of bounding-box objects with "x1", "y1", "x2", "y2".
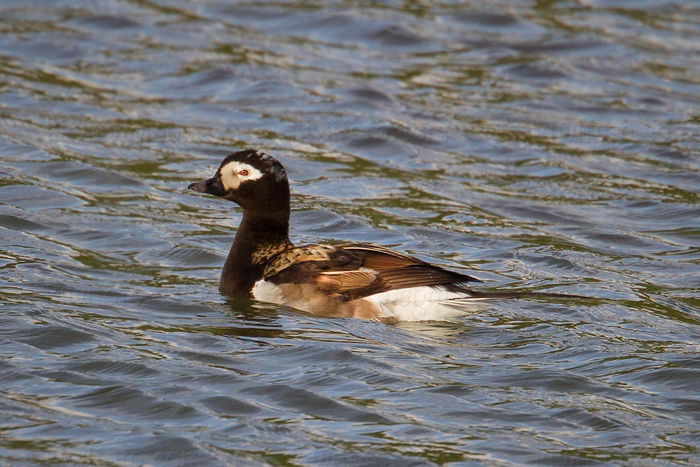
[
  {"x1": 363, "y1": 287, "x2": 486, "y2": 321},
  {"x1": 251, "y1": 280, "x2": 487, "y2": 322}
]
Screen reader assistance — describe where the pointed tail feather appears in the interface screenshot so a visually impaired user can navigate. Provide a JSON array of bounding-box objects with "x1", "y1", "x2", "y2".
[{"x1": 465, "y1": 290, "x2": 588, "y2": 300}]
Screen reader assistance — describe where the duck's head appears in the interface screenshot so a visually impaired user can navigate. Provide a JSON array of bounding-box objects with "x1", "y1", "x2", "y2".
[{"x1": 189, "y1": 149, "x2": 290, "y2": 216}]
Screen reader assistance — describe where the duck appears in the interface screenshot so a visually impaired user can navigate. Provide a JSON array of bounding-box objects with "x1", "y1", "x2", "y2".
[{"x1": 189, "y1": 149, "x2": 579, "y2": 323}]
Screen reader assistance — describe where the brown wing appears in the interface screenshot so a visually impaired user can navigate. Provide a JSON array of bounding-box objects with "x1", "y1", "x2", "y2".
[
  {"x1": 337, "y1": 244, "x2": 481, "y2": 298},
  {"x1": 264, "y1": 243, "x2": 481, "y2": 301},
  {"x1": 263, "y1": 244, "x2": 359, "y2": 278},
  {"x1": 316, "y1": 269, "x2": 378, "y2": 294}
]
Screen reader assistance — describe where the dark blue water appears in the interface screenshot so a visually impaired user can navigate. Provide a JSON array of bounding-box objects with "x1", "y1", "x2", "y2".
[{"x1": 1, "y1": 1, "x2": 699, "y2": 465}]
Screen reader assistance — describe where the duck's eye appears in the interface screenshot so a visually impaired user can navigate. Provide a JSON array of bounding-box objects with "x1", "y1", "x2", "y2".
[{"x1": 238, "y1": 169, "x2": 249, "y2": 177}]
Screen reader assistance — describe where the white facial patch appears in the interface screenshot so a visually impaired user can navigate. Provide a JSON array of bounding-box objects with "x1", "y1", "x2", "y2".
[{"x1": 219, "y1": 161, "x2": 264, "y2": 190}]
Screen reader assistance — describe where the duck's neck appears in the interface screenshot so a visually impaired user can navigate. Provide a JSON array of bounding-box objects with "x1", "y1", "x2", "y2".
[{"x1": 220, "y1": 210, "x2": 292, "y2": 296}]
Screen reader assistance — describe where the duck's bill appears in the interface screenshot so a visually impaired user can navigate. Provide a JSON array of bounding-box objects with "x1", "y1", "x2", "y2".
[{"x1": 188, "y1": 177, "x2": 227, "y2": 197}]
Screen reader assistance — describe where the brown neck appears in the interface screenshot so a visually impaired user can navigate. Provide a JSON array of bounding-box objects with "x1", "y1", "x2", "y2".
[{"x1": 219, "y1": 210, "x2": 292, "y2": 296}]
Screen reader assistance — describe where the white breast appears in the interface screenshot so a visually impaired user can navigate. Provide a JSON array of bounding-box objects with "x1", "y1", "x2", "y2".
[{"x1": 251, "y1": 280, "x2": 286, "y2": 304}]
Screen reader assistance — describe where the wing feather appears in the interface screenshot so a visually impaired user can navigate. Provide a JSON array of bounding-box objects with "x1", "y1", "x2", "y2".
[
  {"x1": 264, "y1": 243, "x2": 480, "y2": 301},
  {"x1": 316, "y1": 269, "x2": 378, "y2": 294}
]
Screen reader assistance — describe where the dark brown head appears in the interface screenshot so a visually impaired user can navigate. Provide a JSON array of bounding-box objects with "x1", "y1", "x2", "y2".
[{"x1": 189, "y1": 149, "x2": 290, "y2": 220}]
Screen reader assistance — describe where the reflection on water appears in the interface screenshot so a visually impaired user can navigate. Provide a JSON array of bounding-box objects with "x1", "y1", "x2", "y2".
[{"x1": 1, "y1": 0, "x2": 700, "y2": 465}]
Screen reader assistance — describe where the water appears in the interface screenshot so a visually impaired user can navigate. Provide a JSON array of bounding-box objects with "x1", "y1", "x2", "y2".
[{"x1": 1, "y1": 1, "x2": 699, "y2": 466}]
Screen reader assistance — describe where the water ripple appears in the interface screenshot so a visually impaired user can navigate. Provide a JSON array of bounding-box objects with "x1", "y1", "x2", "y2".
[{"x1": 1, "y1": 0, "x2": 699, "y2": 465}]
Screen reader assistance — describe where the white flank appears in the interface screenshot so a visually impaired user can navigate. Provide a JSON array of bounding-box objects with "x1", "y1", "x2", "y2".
[
  {"x1": 220, "y1": 161, "x2": 264, "y2": 190},
  {"x1": 365, "y1": 286, "x2": 486, "y2": 322},
  {"x1": 252, "y1": 280, "x2": 487, "y2": 322}
]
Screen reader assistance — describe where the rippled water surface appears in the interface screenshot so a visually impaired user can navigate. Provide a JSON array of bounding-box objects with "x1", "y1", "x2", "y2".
[{"x1": 2, "y1": 1, "x2": 700, "y2": 465}]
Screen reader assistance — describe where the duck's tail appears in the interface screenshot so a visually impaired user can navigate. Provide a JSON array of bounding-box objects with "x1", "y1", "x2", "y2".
[{"x1": 465, "y1": 290, "x2": 588, "y2": 300}]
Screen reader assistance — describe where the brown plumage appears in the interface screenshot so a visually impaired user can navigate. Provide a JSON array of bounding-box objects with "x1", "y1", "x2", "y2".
[{"x1": 264, "y1": 243, "x2": 481, "y2": 302}]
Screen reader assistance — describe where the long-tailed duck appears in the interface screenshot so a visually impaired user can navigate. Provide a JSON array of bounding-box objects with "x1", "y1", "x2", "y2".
[{"x1": 189, "y1": 149, "x2": 579, "y2": 323}]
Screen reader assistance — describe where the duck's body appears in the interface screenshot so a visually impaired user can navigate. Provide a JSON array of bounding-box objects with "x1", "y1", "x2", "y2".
[
  {"x1": 249, "y1": 242, "x2": 484, "y2": 323},
  {"x1": 189, "y1": 149, "x2": 576, "y2": 323}
]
